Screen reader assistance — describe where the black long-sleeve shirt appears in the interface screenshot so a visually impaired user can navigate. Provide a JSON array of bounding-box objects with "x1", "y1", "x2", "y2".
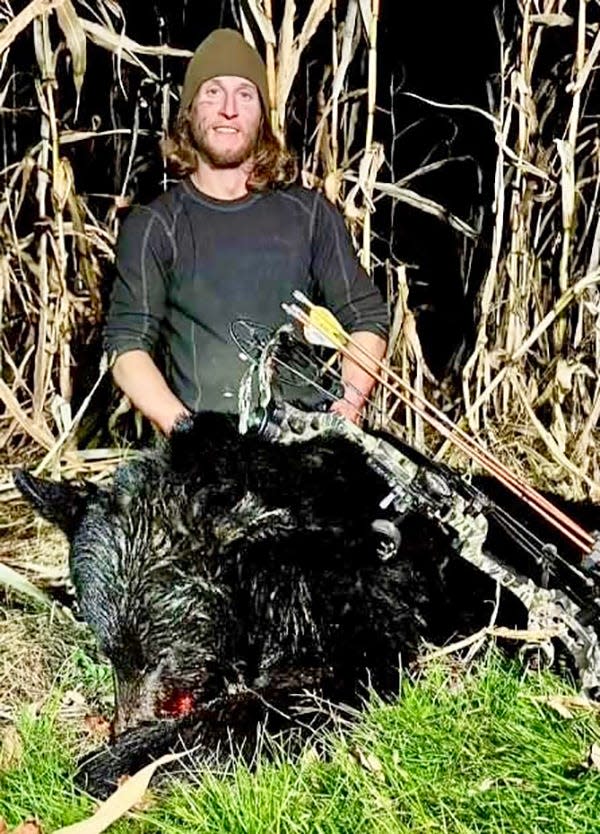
[{"x1": 105, "y1": 180, "x2": 388, "y2": 412}]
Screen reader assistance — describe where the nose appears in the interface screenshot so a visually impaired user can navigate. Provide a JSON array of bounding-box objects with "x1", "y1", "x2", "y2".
[
  {"x1": 113, "y1": 676, "x2": 155, "y2": 736},
  {"x1": 219, "y1": 90, "x2": 238, "y2": 119}
]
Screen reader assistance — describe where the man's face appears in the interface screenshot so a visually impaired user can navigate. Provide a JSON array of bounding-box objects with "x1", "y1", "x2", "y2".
[{"x1": 190, "y1": 75, "x2": 262, "y2": 168}]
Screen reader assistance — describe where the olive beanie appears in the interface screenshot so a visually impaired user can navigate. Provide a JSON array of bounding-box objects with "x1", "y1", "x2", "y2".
[{"x1": 180, "y1": 29, "x2": 269, "y2": 114}]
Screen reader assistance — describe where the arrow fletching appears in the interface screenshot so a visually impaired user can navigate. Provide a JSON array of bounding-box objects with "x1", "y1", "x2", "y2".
[{"x1": 286, "y1": 293, "x2": 349, "y2": 350}]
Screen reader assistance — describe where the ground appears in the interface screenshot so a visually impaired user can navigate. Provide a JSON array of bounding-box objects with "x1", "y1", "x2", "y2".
[{"x1": 2, "y1": 477, "x2": 600, "y2": 833}]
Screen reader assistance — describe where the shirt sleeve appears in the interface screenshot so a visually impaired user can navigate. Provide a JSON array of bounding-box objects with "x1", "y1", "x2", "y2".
[
  {"x1": 309, "y1": 192, "x2": 389, "y2": 338},
  {"x1": 103, "y1": 206, "x2": 175, "y2": 358}
]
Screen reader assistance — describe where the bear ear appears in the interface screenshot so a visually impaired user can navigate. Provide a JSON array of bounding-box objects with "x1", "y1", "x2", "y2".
[{"x1": 13, "y1": 470, "x2": 96, "y2": 535}]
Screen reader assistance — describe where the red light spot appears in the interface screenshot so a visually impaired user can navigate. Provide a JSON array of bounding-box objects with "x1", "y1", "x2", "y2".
[{"x1": 159, "y1": 690, "x2": 196, "y2": 717}]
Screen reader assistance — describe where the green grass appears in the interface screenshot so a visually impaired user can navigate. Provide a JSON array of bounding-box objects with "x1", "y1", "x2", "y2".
[
  {"x1": 1, "y1": 653, "x2": 600, "y2": 833},
  {"x1": 0, "y1": 706, "x2": 93, "y2": 831}
]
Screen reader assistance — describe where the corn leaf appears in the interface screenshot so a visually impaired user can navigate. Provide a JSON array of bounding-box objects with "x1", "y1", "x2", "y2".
[
  {"x1": 0, "y1": 0, "x2": 64, "y2": 57},
  {"x1": 56, "y1": 0, "x2": 86, "y2": 109},
  {"x1": 0, "y1": 562, "x2": 55, "y2": 609}
]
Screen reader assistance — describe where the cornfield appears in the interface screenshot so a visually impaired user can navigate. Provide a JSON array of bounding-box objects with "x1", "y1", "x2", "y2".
[{"x1": 0, "y1": 0, "x2": 599, "y2": 499}]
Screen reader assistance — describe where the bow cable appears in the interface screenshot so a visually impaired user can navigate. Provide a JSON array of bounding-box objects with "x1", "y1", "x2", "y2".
[{"x1": 283, "y1": 293, "x2": 595, "y2": 554}]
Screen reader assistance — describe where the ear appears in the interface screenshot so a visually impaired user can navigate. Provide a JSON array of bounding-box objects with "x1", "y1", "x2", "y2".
[
  {"x1": 13, "y1": 470, "x2": 96, "y2": 535},
  {"x1": 213, "y1": 492, "x2": 295, "y2": 548}
]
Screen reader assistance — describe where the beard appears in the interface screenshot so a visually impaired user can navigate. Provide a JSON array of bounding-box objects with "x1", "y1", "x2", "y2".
[{"x1": 190, "y1": 120, "x2": 259, "y2": 169}]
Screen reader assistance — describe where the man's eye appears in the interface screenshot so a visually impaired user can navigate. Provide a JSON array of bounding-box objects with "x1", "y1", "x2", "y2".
[{"x1": 205, "y1": 88, "x2": 219, "y2": 97}]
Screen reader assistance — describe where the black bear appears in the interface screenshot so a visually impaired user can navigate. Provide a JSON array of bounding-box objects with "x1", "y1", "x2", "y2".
[{"x1": 15, "y1": 410, "x2": 600, "y2": 797}]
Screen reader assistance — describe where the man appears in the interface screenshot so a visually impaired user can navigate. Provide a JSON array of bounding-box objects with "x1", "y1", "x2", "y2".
[{"x1": 105, "y1": 28, "x2": 388, "y2": 433}]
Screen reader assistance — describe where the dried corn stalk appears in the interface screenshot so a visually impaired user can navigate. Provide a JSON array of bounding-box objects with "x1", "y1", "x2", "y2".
[{"x1": 461, "y1": 0, "x2": 600, "y2": 496}]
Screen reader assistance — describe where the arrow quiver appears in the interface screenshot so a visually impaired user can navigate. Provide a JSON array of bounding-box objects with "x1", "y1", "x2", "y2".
[{"x1": 237, "y1": 324, "x2": 600, "y2": 695}]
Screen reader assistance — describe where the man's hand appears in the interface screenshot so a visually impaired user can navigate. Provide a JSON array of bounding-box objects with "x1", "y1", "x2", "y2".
[
  {"x1": 329, "y1": 331, "x2": 386, "y2": 425},
  {"x1": 329, "y1": 392, "x2": 365, "y2": 425},
  {"x1": 112, "y1": 350, "x2": 191, "y2": 435}
]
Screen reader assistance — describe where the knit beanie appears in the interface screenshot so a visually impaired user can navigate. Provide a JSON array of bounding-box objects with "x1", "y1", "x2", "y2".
[{"x1": 180, "y1": 29, "x2": 269, "y2": 115}]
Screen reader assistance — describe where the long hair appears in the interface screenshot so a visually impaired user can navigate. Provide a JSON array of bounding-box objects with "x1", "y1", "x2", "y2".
[{"x1": 160, "y1": 109, "x2": 297, "y2": 192}]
